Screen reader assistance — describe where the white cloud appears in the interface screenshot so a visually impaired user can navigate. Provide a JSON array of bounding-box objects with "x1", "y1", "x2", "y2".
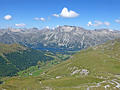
[
  {"x1": 53, "y1": 7, "x2": 79, "y2": 18},
  {"x1": 34, "y1": 17, "x2": 39, "y2": 21},
  {"x1": 87, "y1": 21, "x2": 110, "y2": 27},
  {"x1": 4, "y1": 15, "x2": 12, "y2": 20},
  {"x1": 94, "y1": 21, "x2": 103, "y2": 26},
  {"x1": 104, "y1": 21, "x2": 110, "y2": 26},
  {"x1": 34, "y1": 17, "x2": 45, "y2": 21},
  {"x1": 46, "y1": 26, "x2": 50, "y2": 29},
  {"x1": 87, "y1": 21, "x2": 93, "y2": 26},
  {"x1": 115, "y1": 19, "x2": 120, "y2": 23},
  {"x1": 15, "y1": 23, "x2": 26, "y2": 27},
  {"x1": 53, "y1": 14, "x2": 59, "y2": 17},
  {"x1": 60, "y1": 7, "x2": 79, "y2": 18},
  {"x1": 40, "y1": 18, "x2": 45, "y2": 21},
  {"x1": 57, "y1": 25, "x2": 60, "y2": 27}
]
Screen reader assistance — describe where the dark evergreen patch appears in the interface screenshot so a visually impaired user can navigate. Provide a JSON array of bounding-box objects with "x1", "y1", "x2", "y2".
[
  {"x1": 4, "y1": 49, "x2": 54, "y2": 71},
  {"x1": 0, "y1": 44, "x2": 54, "y2": 77}
]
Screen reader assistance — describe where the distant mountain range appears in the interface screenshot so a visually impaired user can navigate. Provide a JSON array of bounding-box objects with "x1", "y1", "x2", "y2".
[{"x1": 0, "y1": 25, "x2": 120, "y2": 52}]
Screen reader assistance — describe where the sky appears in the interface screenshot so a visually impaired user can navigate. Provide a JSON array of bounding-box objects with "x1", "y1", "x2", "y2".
[{"x1": 0, "y1": 0, "x2": 120, "y2": 30}]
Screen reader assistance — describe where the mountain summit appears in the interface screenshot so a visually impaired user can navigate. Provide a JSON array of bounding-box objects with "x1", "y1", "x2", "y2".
[{"x1": 0, "y1": 26, "x2": 120, "y2": 52}]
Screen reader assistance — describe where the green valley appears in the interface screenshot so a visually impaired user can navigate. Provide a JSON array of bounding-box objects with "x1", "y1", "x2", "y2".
[
  {"x1": 0, "y1": 43, "x2": 54, "y2": 77},
  {"x1": 1, "y1": 39, "x2": 120, "y2": 89}
]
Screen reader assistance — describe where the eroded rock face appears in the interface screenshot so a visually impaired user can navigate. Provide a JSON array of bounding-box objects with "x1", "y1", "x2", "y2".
[
  {"x1": 80, "y1": 69, "x2": 89, "y2": 75},
  {"x1": 70, "y1": 67, "x2": 89, "y2": 76},
  {"x1": 0, "y1": 26, "x2": 120, "y2": 51},
  {"x1": 71, "y1": 70, "x2": 80, "y2": 75}
]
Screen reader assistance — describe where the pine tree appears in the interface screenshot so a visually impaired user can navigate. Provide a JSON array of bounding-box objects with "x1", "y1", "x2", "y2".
[
  {"x1": 37, "y1": 61, "x2": 44, "y2": 69},
  {"x1": 0, "y1": 77, "x2": 3, "y2": 84}
]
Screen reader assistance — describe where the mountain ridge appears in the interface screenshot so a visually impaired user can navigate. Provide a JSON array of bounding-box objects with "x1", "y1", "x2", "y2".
[{"x1": 0, "y1": 26, "x2": 120, "y2": 52}]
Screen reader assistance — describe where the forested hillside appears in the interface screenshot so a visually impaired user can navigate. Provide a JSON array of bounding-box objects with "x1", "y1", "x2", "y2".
[{"x1": 0, "y1": 43, "x2": 54, "y2": 77}]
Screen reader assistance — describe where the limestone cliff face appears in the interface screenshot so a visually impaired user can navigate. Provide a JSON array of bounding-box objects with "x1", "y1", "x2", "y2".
[{"x1": 0, "y1": 26, "x2": 120, "y2": 51}]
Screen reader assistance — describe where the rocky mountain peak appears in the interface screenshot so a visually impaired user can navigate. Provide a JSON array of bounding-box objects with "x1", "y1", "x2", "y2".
[{"x1": 0, "y1": 26, "x2": 120, "y2": 52}]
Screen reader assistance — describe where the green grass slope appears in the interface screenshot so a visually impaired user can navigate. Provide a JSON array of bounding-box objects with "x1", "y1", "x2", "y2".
[
  {"x1": 45, "y1": 39, "x2": 120, "y2": 78},
  {"x1": 0, "y1": 43, "x2": 26, "y2": 54},
  {"x1": 1, "y1": 39, "x2": 120, "y2": 90},
  {"x1": 38, "y1": 39, "x2": 120, "y2": 89}
]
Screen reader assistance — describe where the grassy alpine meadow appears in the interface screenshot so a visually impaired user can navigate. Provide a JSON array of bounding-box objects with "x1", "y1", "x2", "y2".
[
  {"x1": 0, "y1": 75, "x2": 119, "y2": 90},
  {"x1": 1, "y1": 39, "x2": 120, "y2": 89},
  {"x1": 0, "y1": 76, "x2": 104, "y2": 90}
]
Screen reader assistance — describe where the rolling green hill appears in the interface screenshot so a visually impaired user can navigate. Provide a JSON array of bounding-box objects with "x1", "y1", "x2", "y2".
[
  {"x1": 0, "y1": 43, "x2": 54, "y2": 77},
  {"x1": 45, "y1": 40, "x2": 120, "y2": 78},
  {"x1": 39, "y1": 39, "x2": 120, "y2": 89},
  {"x1": 1, "y1": 39, "x2": 120, "y2": 90}
]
